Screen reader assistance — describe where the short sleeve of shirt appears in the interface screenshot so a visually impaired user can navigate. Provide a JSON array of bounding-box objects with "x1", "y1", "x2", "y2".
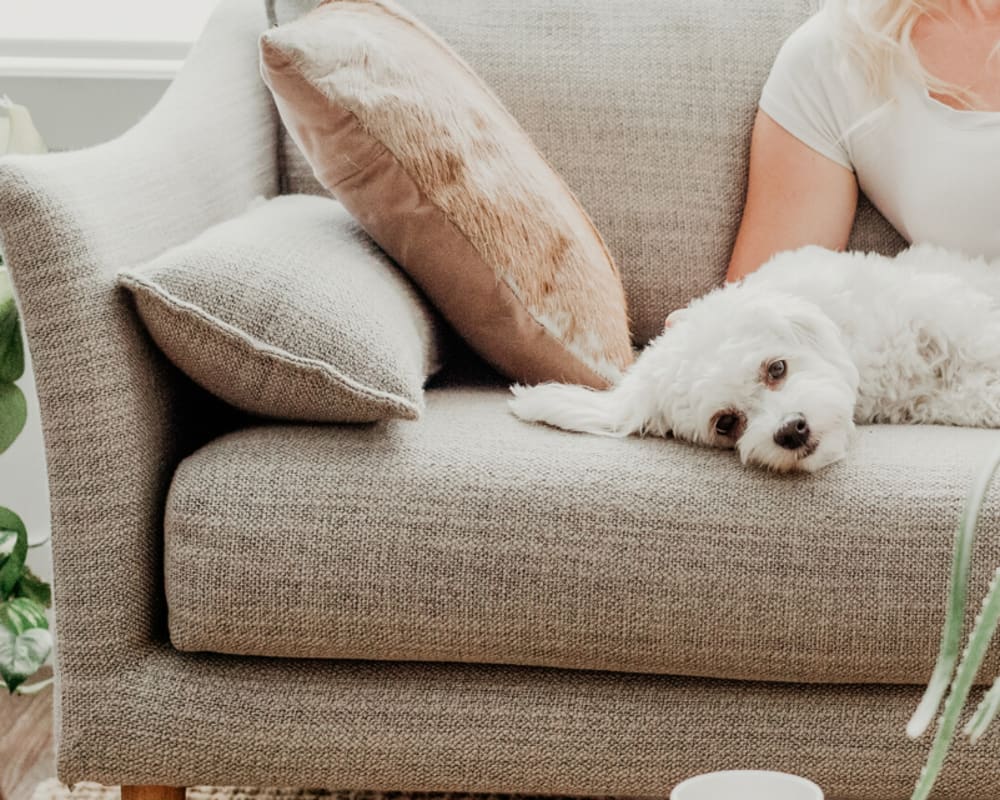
[{"x1": 759, "y1": 13, "x2": 861, "y2": 171}]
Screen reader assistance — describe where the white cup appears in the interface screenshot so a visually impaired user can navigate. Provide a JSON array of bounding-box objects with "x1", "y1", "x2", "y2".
[{"x1": 670, "y1": 770, "x2": 824, "y2": 800}]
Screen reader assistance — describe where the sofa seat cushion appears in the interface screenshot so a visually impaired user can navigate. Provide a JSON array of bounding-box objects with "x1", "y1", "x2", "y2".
[{"x1": 165, "y1": 386, "x2": 1000, "y2": 684}]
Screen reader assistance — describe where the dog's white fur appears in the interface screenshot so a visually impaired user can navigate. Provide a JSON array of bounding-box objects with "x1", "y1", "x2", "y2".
[{"x1": 509, "y1": 245, "x2": 1000, "y2": 472}]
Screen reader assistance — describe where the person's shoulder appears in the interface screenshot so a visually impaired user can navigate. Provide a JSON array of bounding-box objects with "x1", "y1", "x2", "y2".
[
  {"x1": 773, "y1": 12, "x2": 840, "y2": 78},
  {"x1": 767, "y1": 9, "x2": 872, "y2": 110},
  {"x1": 760, "y1": 10, "x2": 866, "y2": 170}
]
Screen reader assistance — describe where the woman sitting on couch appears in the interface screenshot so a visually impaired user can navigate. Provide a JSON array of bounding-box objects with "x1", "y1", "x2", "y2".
[{"x1": 727, "y1": 0, "x2": 1000, "y2": 281}]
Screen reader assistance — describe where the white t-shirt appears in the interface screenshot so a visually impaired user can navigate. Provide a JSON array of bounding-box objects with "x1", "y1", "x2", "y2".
[{"x1": 759, "y1": 11, "x2": 1000, "y2": 259}]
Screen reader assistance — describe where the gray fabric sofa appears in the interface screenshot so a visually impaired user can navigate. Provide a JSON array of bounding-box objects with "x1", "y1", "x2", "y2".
[{"x1": 3, "y1": 1, "x2": 1000, "y2": 798}]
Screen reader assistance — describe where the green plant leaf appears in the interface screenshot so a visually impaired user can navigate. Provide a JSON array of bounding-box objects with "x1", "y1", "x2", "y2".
[
  {"x1": 14, "y1": 675, "x2": 53, "y2": 695},
  {"x1": 14, "y1": 566, "x2": 51, "y2": 609},
  {"x1": 0, "y1": 382, "x2": 27, "y2": 454},
  {"x1": 0, "y1": 596, "x2": 51, "y2": 693},
  {"x1": 0, "y1": 323, "x2": 24, "y2": 385},
  {"x1": 0, "y1": 528, "x2": 16, "y2": 562},
  {"x1": 0, "y1": 508, "x2": 27, "y2": 600},
  {"x1": 0, "y1": 273, "x2": 24, "y2": 385},
  {"x1": 0, "y1": 596, "x2": 47, "y2": 631},
  {"x1": 911, "y1": 567, "x2": 1000, "y2": 800},
  {"x1": 906, "y1": 447, "x2": 1000, "y2": 740},
  {"x1": 965, "y1": 674, "x2": 1000, "y2": 744},
  {"x1": 909, "y1": 444, "x2": 1000, "y2": 800}
]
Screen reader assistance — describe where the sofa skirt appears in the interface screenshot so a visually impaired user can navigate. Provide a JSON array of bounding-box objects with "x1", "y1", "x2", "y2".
[{"x1": 56, "y1": 646, "x2": 998, "y2": 800}]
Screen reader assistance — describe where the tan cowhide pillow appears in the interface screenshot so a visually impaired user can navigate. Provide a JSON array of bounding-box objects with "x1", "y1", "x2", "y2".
[{"x1": 259, "y1": 0, "x2": 633, "y2": 388}]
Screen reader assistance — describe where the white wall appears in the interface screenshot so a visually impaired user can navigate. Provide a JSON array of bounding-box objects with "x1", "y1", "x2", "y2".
[
  {"x1": 0, "y1": 0, "x2": 213, "y2": 52},
  {"x1": 1, "y1": 0, "x2": 212, "y2": 147},
  {"x1": 3, "y1": 76, "x2": 172, "y2": 151}
]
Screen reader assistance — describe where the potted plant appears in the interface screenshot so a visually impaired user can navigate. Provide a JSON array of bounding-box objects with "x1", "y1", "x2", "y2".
[
  {"x1": 0, "y1": 257, "x2": 53, "y2": 694},
  {"x1": 0, "y1": 95, "x2": 54, "y2": 695}
]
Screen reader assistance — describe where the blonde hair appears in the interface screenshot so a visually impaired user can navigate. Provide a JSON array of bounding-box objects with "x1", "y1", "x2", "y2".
[{"x1": 824, "y1": 0, "x2": 997, "y2": 106}]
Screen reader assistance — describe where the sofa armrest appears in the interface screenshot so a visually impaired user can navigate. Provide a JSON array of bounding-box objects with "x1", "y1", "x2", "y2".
[{"x1": 0, "y1": 0, "x2": 278, "y2": 674}]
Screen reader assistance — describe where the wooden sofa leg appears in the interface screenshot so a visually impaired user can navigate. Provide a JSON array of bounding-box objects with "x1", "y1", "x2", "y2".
[{"x1": 121, "y1": 787, "x2": 186, "y2": 800}]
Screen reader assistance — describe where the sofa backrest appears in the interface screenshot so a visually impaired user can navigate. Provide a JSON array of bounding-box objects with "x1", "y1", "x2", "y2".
[{"x1": 269, "y1": 0, "x2": 907, "y2": 345}]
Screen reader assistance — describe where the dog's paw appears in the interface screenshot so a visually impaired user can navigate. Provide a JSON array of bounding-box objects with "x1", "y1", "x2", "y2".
[
  {"x1": 508, "y1": 381, "x2": 632, "y2": 437},
  {"x1": 507, "y1": 383, "x2": 546, "y2": 423}
]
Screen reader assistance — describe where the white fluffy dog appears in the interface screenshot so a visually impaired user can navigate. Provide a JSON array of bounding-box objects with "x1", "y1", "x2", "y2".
[{"x1": 509, "y1": 245, "x2": 1000, "y2": 472}]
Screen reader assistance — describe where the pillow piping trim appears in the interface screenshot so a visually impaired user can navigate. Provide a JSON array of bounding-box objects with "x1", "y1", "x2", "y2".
[{"x1": 118, "y1": 271, "x2": 423, "y2": 421}]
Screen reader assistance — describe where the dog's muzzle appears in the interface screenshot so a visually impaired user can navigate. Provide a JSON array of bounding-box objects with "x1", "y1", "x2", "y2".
[{"x1": 774, "y1": 414, "x2": 810, "y2": 450}]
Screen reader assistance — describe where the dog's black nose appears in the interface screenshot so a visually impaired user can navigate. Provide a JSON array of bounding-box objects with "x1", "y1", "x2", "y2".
[{"x1": 774, "y1": 414, "x2": 810, "y2": 450}]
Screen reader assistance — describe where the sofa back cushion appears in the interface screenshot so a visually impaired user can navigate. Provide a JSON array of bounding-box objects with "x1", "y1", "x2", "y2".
[{"x1": 268, "y1": 0, "x2": 906, "y2": 345}]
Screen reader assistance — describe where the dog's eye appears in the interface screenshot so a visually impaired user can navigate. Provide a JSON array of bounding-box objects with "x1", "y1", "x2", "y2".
[
  {"x1": 767, "y1": 360, "x2": 787, "y2": 382},
  {"x1": 714, "y1": 414, "x2": 739, "y2": 436}
]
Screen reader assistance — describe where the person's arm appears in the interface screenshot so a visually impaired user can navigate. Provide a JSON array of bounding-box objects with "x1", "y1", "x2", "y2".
[{"x1": 726, "y1": 110, "x2": 859, "y2": 283}]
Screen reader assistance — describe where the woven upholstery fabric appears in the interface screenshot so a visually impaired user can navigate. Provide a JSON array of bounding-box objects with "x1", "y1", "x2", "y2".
[
  {"x1": 166, "y1": 385, "x2": 1000, "y2": 685},
  {"x1": 24, "y1": 650, "x2": 1000, "y2": 800},
  {"x1": 271, "y1": 0, "x2": 905, "y2": 345},
  {"x1": 2, "y1": 0, "x2": 992, "y2": 795},
  {"x1": 119, "y1": 195, "x2": 442, "y2": 422}
]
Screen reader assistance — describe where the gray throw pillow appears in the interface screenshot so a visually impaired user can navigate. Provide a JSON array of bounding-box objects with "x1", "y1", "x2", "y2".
[{"x1": 118, "y1": 195, "x2": 444, "y2": 422}]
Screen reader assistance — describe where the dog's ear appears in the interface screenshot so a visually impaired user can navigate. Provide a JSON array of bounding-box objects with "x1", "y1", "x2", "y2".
[
  {"x1": 784, "y1": 302, "x2": 861, "y2": 393},
  {"x1": 783, "y1": 300, "x2": 840, "y2": 349}
]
